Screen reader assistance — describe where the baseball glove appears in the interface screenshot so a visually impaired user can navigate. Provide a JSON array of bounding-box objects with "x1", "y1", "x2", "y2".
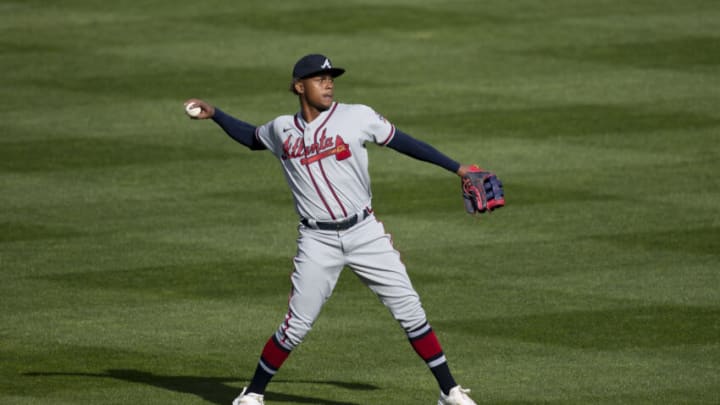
[{"x1": 461, "y1": 165, "x2": 505, "y2": 214}]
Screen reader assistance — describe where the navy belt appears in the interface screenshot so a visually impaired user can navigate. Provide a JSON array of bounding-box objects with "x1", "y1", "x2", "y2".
[{"x1": 301, "y1": 208, "x2": 372, "y2": 231}]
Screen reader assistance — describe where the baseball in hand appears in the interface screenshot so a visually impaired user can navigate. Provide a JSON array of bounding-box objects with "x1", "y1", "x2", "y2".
[{"x1": 185, "y1": 102, "x2": 202, "y2": 118}]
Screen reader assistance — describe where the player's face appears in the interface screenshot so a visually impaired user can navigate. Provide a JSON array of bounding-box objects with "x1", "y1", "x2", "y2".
[{"x1": 298, "y1": 74, "x2": 335, "y2": 112}]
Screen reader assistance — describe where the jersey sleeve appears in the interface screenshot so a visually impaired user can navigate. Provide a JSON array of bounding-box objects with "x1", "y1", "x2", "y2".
[
  {"x1": 254, "y1": 119, "x2": 283, "y2": 157},
  {"x1": 358, "y1": 105, "x2": 396, "y2": 146}
]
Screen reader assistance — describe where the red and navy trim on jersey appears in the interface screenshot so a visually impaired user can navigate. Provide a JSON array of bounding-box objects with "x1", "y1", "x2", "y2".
[
  {"x1": 380, "y1": 124, "x2": 396, "y2": 146},
  {"x1": 300, "y1": 102, "x2": 348, "y2": 220},
  {"x1": 313, "y1": 104, "x2": 348, "y2": 218},
  {"x1": 293, "y1": 113, "x2": 305, "y2": 132}
]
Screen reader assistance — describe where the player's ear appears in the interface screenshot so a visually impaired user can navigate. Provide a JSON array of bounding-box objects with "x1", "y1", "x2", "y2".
[{"x1": 294, "y1": 80, "x2": 304, "y2": 95}]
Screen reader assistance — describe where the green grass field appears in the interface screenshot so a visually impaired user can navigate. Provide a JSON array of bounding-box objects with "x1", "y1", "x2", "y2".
[{"x1": 2, "y1": 0, "x2": 719, "y2": 403}]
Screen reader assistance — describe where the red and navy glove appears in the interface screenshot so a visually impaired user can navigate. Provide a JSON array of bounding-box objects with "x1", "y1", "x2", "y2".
[{"x1": 461, "y1": 165, "x2": 505, "y2": 214}]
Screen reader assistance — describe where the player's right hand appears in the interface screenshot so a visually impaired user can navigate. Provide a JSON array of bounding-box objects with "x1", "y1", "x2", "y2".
[{"x1": 183, "y1": 98, "x2": 215, "y2": 119}]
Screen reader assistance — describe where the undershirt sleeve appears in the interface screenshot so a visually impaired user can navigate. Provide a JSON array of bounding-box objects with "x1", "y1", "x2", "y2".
[
  {"x1": 386, "y1": 129, "x2": 461, "y2": 174},
  {"x1": 211, "y1": 108, "x2": 267, "y2": 151}
]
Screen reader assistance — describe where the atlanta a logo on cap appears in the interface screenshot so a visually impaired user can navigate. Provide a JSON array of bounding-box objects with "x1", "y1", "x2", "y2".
[{"x1": 321, "y1": 58, "x2": 332, "y2": 69}]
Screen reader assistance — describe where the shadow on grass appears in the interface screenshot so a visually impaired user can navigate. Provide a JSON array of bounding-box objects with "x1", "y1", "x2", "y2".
[{"x1": 24, "y1": 369, "x2": 376, "y2": 404}]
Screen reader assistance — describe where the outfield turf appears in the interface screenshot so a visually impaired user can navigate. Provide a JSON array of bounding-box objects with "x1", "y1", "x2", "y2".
[{"x1": 1, "y1": 0, "x2": 719, "y2": 404}]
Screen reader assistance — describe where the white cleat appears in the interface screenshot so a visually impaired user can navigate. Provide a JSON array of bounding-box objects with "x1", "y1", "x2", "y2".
[
  {"x1": 438, "y1": 385, "x2": 477, "y2": 405},
  {"x1": 232, "y1": 387, "x2": 264, "y2": 405}
]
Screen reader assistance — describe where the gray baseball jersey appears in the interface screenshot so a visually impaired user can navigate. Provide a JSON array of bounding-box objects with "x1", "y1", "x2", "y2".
[
  {"x1": 255, "y1": 102, "x2": 395, "y2": 221},
  {"x1": 253, "y1": 101, "x2": 427, "y2": 350}
]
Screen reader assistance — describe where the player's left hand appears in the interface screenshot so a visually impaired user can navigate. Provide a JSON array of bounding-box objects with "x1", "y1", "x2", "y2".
[{"x1": 460, "y1": 165, "x2": 505, "y2": 215}]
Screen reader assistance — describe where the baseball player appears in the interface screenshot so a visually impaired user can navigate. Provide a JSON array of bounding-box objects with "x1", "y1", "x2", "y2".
[{"x1": 185, "y1": 54, "x2": 479, "y2": 405}]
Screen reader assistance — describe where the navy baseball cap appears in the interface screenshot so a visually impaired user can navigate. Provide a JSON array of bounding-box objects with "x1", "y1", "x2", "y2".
[{"x1": 292, "y1": 54, "x2": 345, "y2": 79}]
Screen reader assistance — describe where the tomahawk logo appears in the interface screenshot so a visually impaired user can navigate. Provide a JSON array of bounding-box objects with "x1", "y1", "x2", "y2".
[
  {"x1": 321, "y1": 58, "x2": 332, "y2": 69},
  {"x1": 281, "y1": 129, "x2": 351, "y2": 165}
]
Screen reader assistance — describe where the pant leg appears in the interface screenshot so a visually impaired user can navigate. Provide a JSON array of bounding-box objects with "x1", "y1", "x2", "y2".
[
  {"x1": 274, "y1": 226, "x2": 345, "y2": 349},
  {"x1": 342, "y1": 216, "x2": 428, "y2": 332},
  {"x1": 341, "y1": 216, "x2": 457, "y2": 394}
]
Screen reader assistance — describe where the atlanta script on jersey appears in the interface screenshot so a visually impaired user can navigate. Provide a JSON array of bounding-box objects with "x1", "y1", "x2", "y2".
[{"x1": 255, "y1": 102, "x2": 395, "y2": 222}]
